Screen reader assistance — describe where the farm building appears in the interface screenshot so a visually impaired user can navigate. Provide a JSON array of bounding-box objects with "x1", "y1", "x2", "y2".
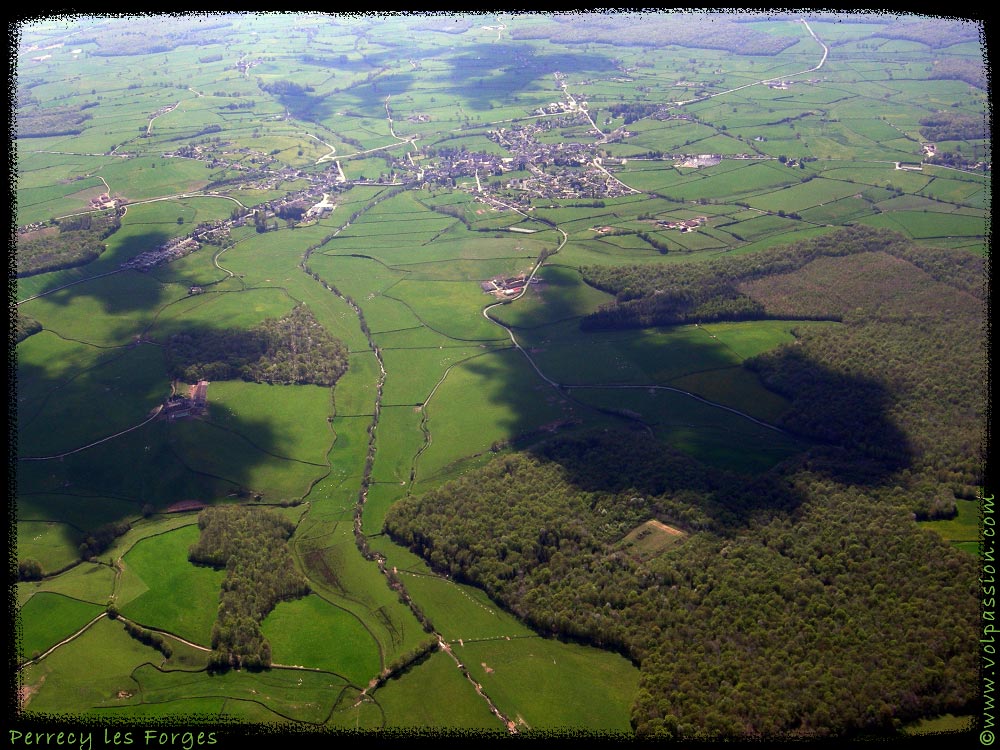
[
  {"x1": 161, "y1": 381, "x2": 209, "y2": 421},
  {"x1": 658, "y1": 216, "x2": 708, "y2": 232},
  {"x1": 482, "y1": 273, "x2": 528, "y2": 295}
]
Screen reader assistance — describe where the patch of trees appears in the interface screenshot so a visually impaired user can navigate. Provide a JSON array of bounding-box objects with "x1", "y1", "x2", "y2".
[
  {"x1": 189, "y1": 505, "x2": 309, "y2": 671},
  {"x1": 925, "y1": 58, "x2": 988, "y2": 90},
  {"x1": 257, "y1": 79, "x2": 314, "y2": 97},
  {"x1": 198, "y1": 53, "x2": 224, "y2": 63},
  {"x1": 17, "y1": 559, "x2": 44, "y2": 581},
  {"x1": 79, "y1": 520, "x2": 132, "y2": 560},
  {"x1": 165, "y1": 304, "x2": 349, "y2": 387},
  {"x1": 16, "y1": 212, "x2": 122, "y2": 277},
  {"x1": 276, "y1": 201, "x2": 309, "y2": 220},
  {"x1": 607, "y1": 103, "x2": 662, "y2": 125},
  {"x1": 427, "y1": 202, "x2": 470, "y2": 228},
  {"x1": 636, "y1": 231, "x2": 669, "y2": 254},
  {"x1": 16, "y1": 104, "x2": 93, "y2": 138},
  {"x1": 919, "y1": 112, "x2": 989, "y2": 143},
  {"x1": 15, "y1": 85, "x2": 40, "y2": 109},
  {"x1": 16, "y1": 315, "x2": 43, "y2": 344},
  {"x1": 385, "y1": 427, "x2": 979, "y2": 739}
]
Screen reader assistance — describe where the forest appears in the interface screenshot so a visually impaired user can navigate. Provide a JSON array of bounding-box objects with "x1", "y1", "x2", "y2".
[
  {"x1": 919, "y1": 112, "x2": 990, "y2": 143},
  {"x1": 165, "y1": 304, "x2": 349, "y2": 387},
  {"x1": 510, "y1": 14, "x2": 799, "y2": 55},
  {"x1": 385, "y1": 429, "x2": 978, "y2": 738},
  {"x1": 16, "y1": 103, "x2": 94, "y2": 139},
  {"x1": 189, "y1": 505, "x2": 310, "y2": 671}
]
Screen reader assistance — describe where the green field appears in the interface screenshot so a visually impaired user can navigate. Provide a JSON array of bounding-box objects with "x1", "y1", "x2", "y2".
[
  {"x1": 371, "y1": 650, "x2": 503, "y2": 729},
  {"x1": 117, "y1": 524, "x2": 225, "y2": 644},
  {"x1": 17, "y1": 593, "x2": 106, "y2": 662},
  {"x1": 458, "y1": 637, "x2": 639, "y2": 732},
  {"x1": 261, "y1": 594, "x2": 382, "y2": 685}
]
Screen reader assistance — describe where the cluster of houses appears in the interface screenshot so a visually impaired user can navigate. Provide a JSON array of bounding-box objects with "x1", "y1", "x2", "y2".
[
  {"x1": 89, "y1": 193, "x2": 121, "y2": 211},
  {"x1": 121, "y1": 237, "x2": 200, "y2": 271}
]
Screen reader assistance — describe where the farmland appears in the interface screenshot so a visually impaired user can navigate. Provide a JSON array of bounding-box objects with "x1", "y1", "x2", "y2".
[{"x1": 13, "y1": 10, "x2": 986, "y2": 744}]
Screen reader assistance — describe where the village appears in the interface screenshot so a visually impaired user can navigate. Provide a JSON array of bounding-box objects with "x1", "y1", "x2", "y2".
[{"x1": 69, "y1": 70, "x2": 862, "y2": 276}]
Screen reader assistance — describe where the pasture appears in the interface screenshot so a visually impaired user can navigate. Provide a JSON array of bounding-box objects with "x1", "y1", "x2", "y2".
[
  {"x1": 118, "y1": 523, "x2": 225, "y2": 644},
  {"x1": 261, "y1": 594, "x2": 382, "y2": 684},
  {"x1": 372, "y1": 649, "x2": 503, "y2": 729},
  {"x1": 17, "y1": 592, "x2": 105, "y2": 662},
  {"x1": 458, "y1": 637, "x2": 639, "y2": 732},
  {"x1": 16, "y1": 561, "x2": 116, "y2": 609}
]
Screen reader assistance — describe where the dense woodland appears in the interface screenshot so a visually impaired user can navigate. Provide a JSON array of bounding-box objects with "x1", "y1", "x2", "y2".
[
  {"x1": 385, "y1": 431, "x2": 979, "y2": 738},
  {"x1": 919, "y1": 112, "x2": 990, "y2": 143},
  {"x1": 165, "y1": 304, "x2": 349, "y2": 387},
  {"x1": 925, "y1": 58, "x2": 989, "y2": 90},
  {"x1": 16, "y1": 103, "x2": 95, "y2": 139},
  {"x1": 872, "y1": 18, "x2": 982, "y2": 48},
  {"x1": 16, "y1": 212, "x2": 121, "y2": 277},
  {"x1": 386, "y1": 226, "x2": 984, "y2": 738},
  {"x1": 189, "y1": 505, "x2": 309, "y2": 671},
  {"x1": 510, "y1": 15, "x2": 798, "y2": 55}
]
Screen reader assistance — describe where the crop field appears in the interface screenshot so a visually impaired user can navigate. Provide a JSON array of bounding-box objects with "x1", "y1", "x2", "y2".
[{"x1": 14, "y1": 10, "x2": 986, "y2": 742}]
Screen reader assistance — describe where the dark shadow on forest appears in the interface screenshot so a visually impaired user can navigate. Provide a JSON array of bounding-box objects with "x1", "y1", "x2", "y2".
[{"x1": 448, "y1": 327, "x2": 914, "y2": 532}]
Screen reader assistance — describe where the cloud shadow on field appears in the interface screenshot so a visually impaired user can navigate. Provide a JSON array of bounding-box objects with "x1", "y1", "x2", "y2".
[
  {"x1": 445, "y1": 43, "x2": 619, "y2": 111},
  {"x1": 425, "y1": 315, "x2": 916, "y2": 532}
]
